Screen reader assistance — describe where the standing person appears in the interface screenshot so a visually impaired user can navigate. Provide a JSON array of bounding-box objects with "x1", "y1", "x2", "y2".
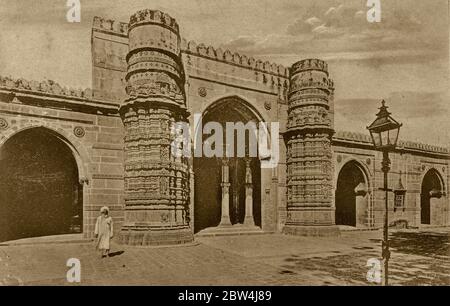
[{"x1": 94, "y1": 206, "x2": 113, "y2": 258}]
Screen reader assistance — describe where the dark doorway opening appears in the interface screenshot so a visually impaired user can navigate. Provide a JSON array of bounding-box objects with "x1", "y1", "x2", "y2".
[
  {"x1": 0, "y1": 128, "x2": 82, "y2": 242},
  {"x1": 193, "y1": 98, "x2": 262, "y2": 233},
  {"x1": 420, "y1": 169, "x2": 442, "y2": 225},
  {"x1": 335, "y1": 161, "x2": 366, "y2": 226}
]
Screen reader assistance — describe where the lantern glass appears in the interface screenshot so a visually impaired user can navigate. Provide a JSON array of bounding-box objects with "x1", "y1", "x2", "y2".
[
  {"x1": 381, "y1": 129, "x2": 389, "y2": 147},
  {"x1": 369, "y1": 130, "x2": 382, "y2": 148},
  {"x1": 367, "y1": 100, "x2": 402, "y2": 150},
  {"x1": 388, "y1": 127, "x2": 400, "y2": 147}
]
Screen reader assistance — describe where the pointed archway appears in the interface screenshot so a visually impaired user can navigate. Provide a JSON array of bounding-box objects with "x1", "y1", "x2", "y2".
[
  {"x1": 0, "y1": 127, "x2": 83, "y2": 242},
  {"x1": 193, "y1": 97, "x2": 263, "y2": 233},
  {"x1": 420, "y1": 169, "x2": 444, "y2": 225},
  {"x1": 335, "y1": 160, "x2": 369, "y2": 227}
]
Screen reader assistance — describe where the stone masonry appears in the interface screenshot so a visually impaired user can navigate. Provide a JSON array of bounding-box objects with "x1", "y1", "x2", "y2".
[{"x1": 0, "y1": 9, "x2": 448, "y2": 244}]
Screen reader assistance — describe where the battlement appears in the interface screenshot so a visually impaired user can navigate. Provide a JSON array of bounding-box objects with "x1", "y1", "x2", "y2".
[
  {"x1": 333, "y1": 131, "x2": 449, "y2": 155},
  {"x1": 0, "y1": 76, "x2": 94, "y2": 100},
  {"x1": 92, "y1": 16, "x2": 289, "y2": 80},
  {"x1": 182, "y1": 39, "x2": 289, "y2": 79},
  {"x1": 291, "y1": 59, "x2": 329, "y2": 75},
  {"x1": 92, "y1": 16, "x2": 128, "y2": 36},
  {"x1": 129, "y1": 9, "x2": 180, "y2": 33}
]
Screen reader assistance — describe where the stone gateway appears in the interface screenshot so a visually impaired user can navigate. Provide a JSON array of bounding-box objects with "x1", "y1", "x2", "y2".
[{"x1": 0, "y1": 9, "x2": 448, "y2": 244}]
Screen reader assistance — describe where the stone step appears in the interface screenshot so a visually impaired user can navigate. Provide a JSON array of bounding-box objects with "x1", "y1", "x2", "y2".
[
  {"x1": 195, "y1": 224, "x2": 267, "y2": 237},
  {"x1": 0, "y1": 234, "x2": 93, "y2": 246}
]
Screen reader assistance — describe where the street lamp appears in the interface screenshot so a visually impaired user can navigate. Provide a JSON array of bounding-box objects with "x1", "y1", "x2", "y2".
[{"x1": 367, "y1": 100, "x2": 402, "y2": 286}]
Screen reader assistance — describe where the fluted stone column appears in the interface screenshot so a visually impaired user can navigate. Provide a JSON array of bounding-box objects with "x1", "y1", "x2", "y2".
[
  {"x1": 244, "y1": 159, "x2": 255, "y2": 226},
  {"x1": 118, "y1": 9, "x2": 193, "y2": 245},
  {"x1": 283, "y1": 59, "x2": 340, "y2": 236},
  {"x1": 219, "y1": 158, "x2": 232, "y2": 226}
]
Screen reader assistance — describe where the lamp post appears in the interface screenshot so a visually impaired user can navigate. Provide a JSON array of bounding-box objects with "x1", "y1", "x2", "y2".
[{"x1": 367, "y1": 100, "x2": 402, "y2": 286}]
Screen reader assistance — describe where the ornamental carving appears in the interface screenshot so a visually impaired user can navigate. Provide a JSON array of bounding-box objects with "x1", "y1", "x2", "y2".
[
  {"x1": 198, "y1": 87, "x2": 207, "y2": 97},
  {"x1": 73, "y1": 126, "x2": 85, "y2": 138},
  {"x1": 0, "y1": 118, "x2": 9, "y2": 130},
  {"x1": 285, "y1": 59, "x2": 335, "y2": 219},
  {"x1": 118, "y1": 10, "x2": 192, "y2": 245}
]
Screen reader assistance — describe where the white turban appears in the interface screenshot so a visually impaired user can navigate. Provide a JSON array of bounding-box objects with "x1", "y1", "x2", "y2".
[{"x1": 100, "y1": 206, "x2": 109, "y2": 213}]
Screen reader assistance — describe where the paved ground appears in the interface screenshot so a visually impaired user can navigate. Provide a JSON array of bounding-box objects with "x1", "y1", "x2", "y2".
[{"x1": 0, "y1": 228, "x2": 449, "y2": 286}]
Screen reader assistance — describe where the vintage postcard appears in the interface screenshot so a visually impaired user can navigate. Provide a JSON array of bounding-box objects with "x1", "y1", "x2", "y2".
[{"x1": 0, "y1": 0, "x2": 448, "y2": 290}]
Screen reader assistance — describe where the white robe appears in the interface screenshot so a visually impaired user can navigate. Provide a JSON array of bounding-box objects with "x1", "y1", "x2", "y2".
[{"x1": 94, "y1": 216, "x2": 113, "y2": 250}]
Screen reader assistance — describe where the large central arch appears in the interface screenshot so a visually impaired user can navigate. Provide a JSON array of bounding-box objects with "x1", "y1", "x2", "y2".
[
  {"x1": 0, "y1": 127, "x2": 83, "y2": 242},
  {"x1": 193, "y1": 97, "x2": 265, "y2": 233}
]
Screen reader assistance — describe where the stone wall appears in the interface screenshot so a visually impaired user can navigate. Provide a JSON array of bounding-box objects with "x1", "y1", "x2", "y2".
[
  {"x1": 332, "y1": 131, "x2": 449, "y2": 229},
  {"x1": 0, "y1": 78, "x2": 125, "y2": 238}
]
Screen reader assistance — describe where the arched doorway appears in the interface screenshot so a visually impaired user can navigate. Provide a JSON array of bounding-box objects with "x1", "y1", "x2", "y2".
[
  {"x1": 193, "y1": 97, "x2": 262, "y2": 233},
  {"x1": 0, "y1": 127, "x2": 82, "y2": 242},
  {"x1": 335, "y1": 161, "x2": 368, "y2": 227},
  {"x1": 420, "y1": 169, "x2": 444, "y2": 225}
]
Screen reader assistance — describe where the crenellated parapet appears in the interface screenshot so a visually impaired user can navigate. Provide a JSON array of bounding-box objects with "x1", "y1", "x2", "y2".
[
  {"x1": 333, "y1": 131, "x2": 450, "y2": 156},
  {"x1": 0, "y1": 76, "x2": 93, "y2": 100},
  {"x1": 291, "y1": 58, "x2": 329, "y2": 75},
  {"x1": 182, "y1": 39, "x2": 289, "y2": 79},
  {"x1": 93, "y1": 16, "x2": 128, "y2": 36},
  {"x1": 92, "y1": 15, "x2": 289, "y2": 80},
  {"x1": 129, "y1": 9, "x2": 179, "y2": 34},
  {"x1": 401, "y1": 141, "x2": 449, "y2": 155}
]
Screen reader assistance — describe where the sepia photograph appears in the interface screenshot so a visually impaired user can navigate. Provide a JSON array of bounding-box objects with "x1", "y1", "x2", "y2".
[{"x1": 0, "y1": 0, "x2": 449, "y2": 292}]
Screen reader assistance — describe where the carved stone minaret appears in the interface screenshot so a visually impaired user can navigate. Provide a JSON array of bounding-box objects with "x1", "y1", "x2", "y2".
[
  {"x1": 118, "y1": 9, "x2": 193, "y2": 245},
  {"x1": 283, "y1": 59, "x2": 339, "y2": 236}
]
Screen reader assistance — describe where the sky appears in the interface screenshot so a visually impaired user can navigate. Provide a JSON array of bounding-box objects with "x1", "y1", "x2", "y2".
[{"x1": 0, "y1": 0, "x2": 449, "y2": 146}]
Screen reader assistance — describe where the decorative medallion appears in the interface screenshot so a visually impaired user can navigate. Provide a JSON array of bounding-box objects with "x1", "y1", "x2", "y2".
[
  {"x1": 264, "y1": 101, "x2": 272, "y2": 110},
  {"x1": 366, "y1": 158, "x2": 371, "y2": 165},
  {"x1": 73, "y1": 126, "x2": 85, "y2": 138},
  {"x1": 336, "y1": 155, "x2": 342, "y2": 163},
  {"x1": 198, "y1": 87, "x2": 207, "y2": 97},
  {"x1": 0, "y1": 118, "x2": 9, "y2": 130},
  {"x1": 161, "y1": 212, "x2": 170, "y2": 223}
]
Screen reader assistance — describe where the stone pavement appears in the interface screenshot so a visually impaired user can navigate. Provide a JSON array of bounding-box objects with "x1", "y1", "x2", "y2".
[{"x1": 0, "y1": 228, "x2": 449, "y2": 286}]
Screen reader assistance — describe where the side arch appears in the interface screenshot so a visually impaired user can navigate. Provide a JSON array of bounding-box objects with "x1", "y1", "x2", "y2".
[
  {"x1": 334, "y1": 159, "x2": 371, "y2": 227},
  {"x1": 0, "y1": 124, "x2": 91, "y2": 181},
  {"x1": 334, "y1": 158, "x2": 372, "y2": 190},
  {"x1": 420, "y1": 167, "x2": 447, "y2": 225},
  {"x1": 419, "y1": 167, "x2": 446, "y2": 195},
  {"x1": 0, "y1": 125, "x2": 88, "y2": 241}
]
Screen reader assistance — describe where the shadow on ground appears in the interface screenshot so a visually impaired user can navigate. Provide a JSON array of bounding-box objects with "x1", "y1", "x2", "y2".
[
  {"x1": 279, "y1": 231, "x2": 450, "y2": 285},
  {"x1": 384, "y1": 231, "x2": 449, "y2": 257},
  {"x1": 108, "y1": 250, "x2": 125, "y2": 258}
]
